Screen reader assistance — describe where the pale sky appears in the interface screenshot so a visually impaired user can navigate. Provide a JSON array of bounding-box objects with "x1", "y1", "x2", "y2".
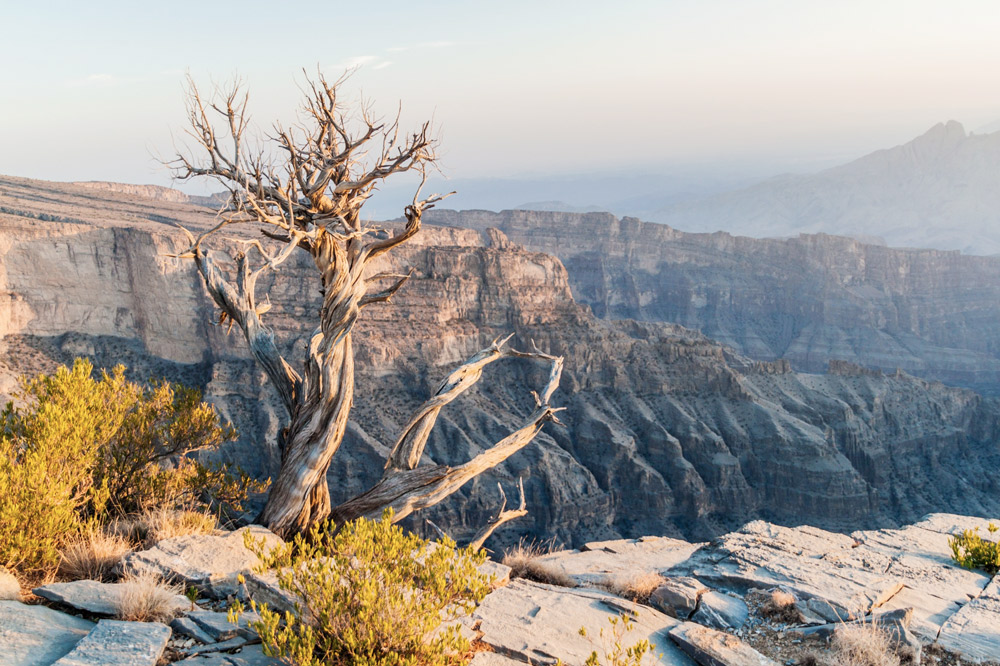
[{"x1": 3, "y1": 0, "x2": 1000, "y2": 192}]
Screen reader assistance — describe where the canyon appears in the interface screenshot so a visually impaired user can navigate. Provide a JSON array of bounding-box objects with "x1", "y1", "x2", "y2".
[{"x1": 0, "y1": 175, "x2": 998, "y2": 548}]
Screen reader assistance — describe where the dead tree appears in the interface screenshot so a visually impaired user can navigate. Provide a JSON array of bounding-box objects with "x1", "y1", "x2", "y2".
[{"x1": 168, "y1": 73, "x2": 563, "y2": 539}]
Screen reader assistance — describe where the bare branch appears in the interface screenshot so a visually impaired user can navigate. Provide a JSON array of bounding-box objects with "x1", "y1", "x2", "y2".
[{"x1": 468, "y1": 479, "x2": 529, "y2": 552}]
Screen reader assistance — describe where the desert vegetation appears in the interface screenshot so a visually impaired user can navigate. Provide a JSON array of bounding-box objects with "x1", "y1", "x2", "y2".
[
  {"x1": 0, "y1": 358, "x2": 259, "y2": 583},
  {"x1": 949, "y1": 522, "x2": 1000, "y2": 575},
  {"x1": 237, "y1": 510, "x2": 492, "y2": 666}
]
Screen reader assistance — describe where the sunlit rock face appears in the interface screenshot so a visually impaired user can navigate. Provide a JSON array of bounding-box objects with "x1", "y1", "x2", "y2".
[
  {"x1": 1, "y1": 175, "x2": 998, "y2": 549},
  {"x1": 428, "y1": 208, "x2": 1000, "y2": 396}
]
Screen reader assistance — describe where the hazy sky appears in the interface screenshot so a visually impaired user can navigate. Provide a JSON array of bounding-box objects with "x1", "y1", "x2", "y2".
[{"x1": 4, "y1": 0, "x2": 1000, "y2": 192}]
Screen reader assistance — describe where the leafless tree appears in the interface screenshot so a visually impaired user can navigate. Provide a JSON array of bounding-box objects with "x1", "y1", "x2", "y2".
[{"x1": 168, "y1": 72, "x2": 563, "y2": 539}]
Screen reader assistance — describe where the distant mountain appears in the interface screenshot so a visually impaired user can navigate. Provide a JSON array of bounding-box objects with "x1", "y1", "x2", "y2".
[{"x1": 649, "y1": 121, "x2": 1000, "y2": 255}]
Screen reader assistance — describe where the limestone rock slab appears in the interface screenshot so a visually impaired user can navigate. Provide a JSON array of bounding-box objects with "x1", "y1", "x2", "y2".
[
  {"x1": 530, "y1": 536, "x2": 702, "y2": 587},
  {"x1": 120, "y1": 526, "x2": 282, "y2": 599},
  {"x1": 471, "y1": 579, "x2": 696, "y2": 665},
  {"x1": 669, "y1": 622, "x2": 778, "y2": 666},
  {"x1": 649, "y1": 577, "x2": 707, "y2": 619},
  {"x1": 674, "y1": 521, "x2": 902, "y2": 619},
  {"x1": 936, "y1": 578, "x2": 1000, "y2": 664},
  {"x1": 0, "y1": 600, "x2": 94, "y2": 666},
  {"x1": 172, "y1": 645, "x2": 281, "y2": 665},
  {"x1": 691, "y1": 591, "x2": 748, "y2": 631},
  {"x1": 51, "y1": 619, "x2": 170, "y2": 666},
  {"x1": 34, "y1": 579, "x2": 190, "y2": 617}
]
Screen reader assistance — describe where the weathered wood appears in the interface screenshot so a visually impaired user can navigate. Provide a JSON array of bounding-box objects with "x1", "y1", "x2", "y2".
[
  {"x1": 468, "y1": 479, "x2": 529, "y2": 552},
  {"x1": 169, "y1": 72, "x2": 561, "y2": 539}
]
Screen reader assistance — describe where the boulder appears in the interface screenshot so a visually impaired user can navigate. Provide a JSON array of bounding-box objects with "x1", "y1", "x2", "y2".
[
  {"x1": 0, "y1": 600, "x2": 94, "y2": 666},
  {"x1": 648, "y1": 577, "x2": 707, "y2": 619},
  {"x1": 669, "y1": 622, "x2": 779, "y2": 666},
  {"x1": 690, "y1": 591, "x2": 748, "y2": 631},
  {"x1": 119, "y1": 526, "x2": 283, "y2": 599},
  {"x1": 33, "y1": 579, "x2": 190, "y2": 617},
  {"x1": 51, "y1": 619, "x2": 171, "y2": 666},
  {"x1": 0, "y1": 566, "x2": 20, "y2": 600},
  {"x1": 469, "y1": 578, "x2": 695, "y2": 665}
]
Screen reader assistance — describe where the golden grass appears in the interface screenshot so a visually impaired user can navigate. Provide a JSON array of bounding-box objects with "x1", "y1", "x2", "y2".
[
  {"x1": 116, "y1": 571, "x2": 183, "y2": 623},
  {"x1": 501, "y1": 540, "x2": 575, "y2": 588},
  {"x1": 752, "y1": 588, "x2": 805, "y2": 624},
  {"x1": 828, "y1": 622, "x2": 902, "y2": 666},
  {"x1": 139, "y1": 508, "x2": 218, "y2": 547},
  {"x1": 602, "y1": 572, "x2": 666, "y2": 603},
  {"x1": 58, "y1": 529, "x2": 132, "y2": 582}
]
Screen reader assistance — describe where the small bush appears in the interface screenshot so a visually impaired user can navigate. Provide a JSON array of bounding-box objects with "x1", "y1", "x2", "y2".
[
  {"x1": 502, "y1": 540, "x2": 575, "y2": 588},
  {"x1": 602, "y1": 572, "x2": 665, "y2": 604},
  {"x1": 949, "y1": 523, "x2": 1000, "y2": 575},
  {"x1": 0, "y1": 359, "x2": 257, "y2": 583},
  {"x1": 59, "y1": 528, "x2": 132, "y2": 582},
  {"x1": 116, "y1": 571, "x2": 183, "y2": 623},
  {"x1": 241, "y1": 509, "x2": 493, "y2": 666},
  {"x1": 579, "y1": 614, "x2": 657, "y2": 666}
]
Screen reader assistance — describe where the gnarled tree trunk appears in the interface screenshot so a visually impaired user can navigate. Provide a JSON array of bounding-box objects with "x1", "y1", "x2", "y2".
[{"x1": 169, "y1": 73, "x2": 562, "y2": 541}]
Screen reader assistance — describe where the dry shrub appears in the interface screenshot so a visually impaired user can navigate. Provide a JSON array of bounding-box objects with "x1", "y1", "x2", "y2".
[
  {"x1": 829, "y1": 622, "x2": 901, "y2": 666},
  {"x1": 140, "y1": 507, "x2": 217, "y2": 547},
  {"x1": 59, "y1": 528, "x2": 132, "y2": 582},
  {"x1": 603, "y1": 572, "x2": 665, "y2": 603},
  {"x1": 116, "y1": 571, "x2": 182, "y2": 623},
  {"x1": 753, "y1": 588, "x2": 804, "y2": 624},
  {"x1": 501, "y1": 540, "x2": 575, "y2": 588}
]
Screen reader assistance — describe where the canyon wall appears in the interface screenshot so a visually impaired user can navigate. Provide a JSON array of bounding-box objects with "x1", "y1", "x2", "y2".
[
  {"x1": 1, "y1": 176, "x2": 998, "y2": 548},
  {"x1": 427, "y1": 209, "x2": 1000, "y2": 395}
]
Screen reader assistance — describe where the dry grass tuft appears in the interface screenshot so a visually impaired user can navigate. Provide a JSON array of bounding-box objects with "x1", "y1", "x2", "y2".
[
  {"x1": 603, "y1": 571, "x2": 666, "y2": 603},
  {"x1": 139, "y1": 508, "x2": 218, "y2": 547},
  {"x1": 755, "y1": 588, "x2": 805, "y2": 624},
  {"x1": 501, "y1": 540, "x2": 575, "y2": 588},
  {"x1": 829, "y1": 622, "x2": 902, "y2": 666},
  {"x1": 58, "y1": 529, "x2": 132, "y2": 582},
  {"x1": 116, "y1": 571, "x2": 183, "y2": 623}
]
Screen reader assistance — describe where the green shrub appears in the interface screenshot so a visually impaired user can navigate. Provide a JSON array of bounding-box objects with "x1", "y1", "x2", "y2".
[
  {"x1": 0, "y1": 358, "x2": 257, "y2": 582},
  {"x1": 949, "y1": 523, "x2": 1000, "y2": 575},
  {"x1": 240, "y1": 510, "x2": 493, "y2": 666},
  {"x1": 578, "y1": 614, "x2": 657, "y2": 666}
]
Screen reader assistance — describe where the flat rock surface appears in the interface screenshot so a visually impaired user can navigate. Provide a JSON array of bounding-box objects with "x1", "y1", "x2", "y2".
[
  {"x1": 51, "y1": 619, "x2": 170, "y2": 666},
  {"x1": 471, "y1": 578, "x2": 696, "y2": 665},
  {"x1": 691, "y1": 591, "x2": 748, "y2": 630},
  {"x1": 33, "y1": 579, "x2": 190, "y2": 618},
  {"x1": 172, "y1": 645, "x2": 281, "y2": 665},
  {"x1": 851, "y1": 518, "x2": 993, "y2": 640},
  {"x1": 0, "y1": 600, "x2": 94, "y2": 666},
  {"x1": 530, "y1": 537, "x2": 702, "y2": 586},
  {"x1": 670, "y1": 622, "x2": 778, "y2": 666},
  {"x1": 187, "y1": 610, "x2": 260, "y2": 642},
  {"x1": 936, "y1": 577, "x2": 1000, "y2": 663},
  {"x1": 674, "y1": 521, "x2": 903, "y2": 618},
  {"x1": 120, "y1": 526, "x2": 282, "y2": 599}
]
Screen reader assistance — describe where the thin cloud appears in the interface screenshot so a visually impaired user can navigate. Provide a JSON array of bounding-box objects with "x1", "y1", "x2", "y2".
[
  {"x1": 387, "y1": 41, "x2": 457, "y2": 53},
  {"x1": 69, "y1": 73, "x2": 117, "y2": 87},
  {"x1": 372, "y1": 61, "x2": 393, "y2": 70},
  {"x1": 330, "y1": 55, "x2": 380, "y2": 69}
]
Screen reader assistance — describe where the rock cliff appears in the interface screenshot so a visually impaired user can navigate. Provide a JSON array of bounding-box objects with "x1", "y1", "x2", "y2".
[
  {"x1": 1, "y1": 175, "x2": 999, "y2": 547},
  {"x1": 427, "y1": 208, "x2": 1000, "y2": 395}
]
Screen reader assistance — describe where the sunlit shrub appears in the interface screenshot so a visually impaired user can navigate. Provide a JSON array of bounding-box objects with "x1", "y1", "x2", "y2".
[
  {"x1": 578, "y1": 614, "x2": 657, "y2": 666},
  {"x1": 239, "y1": 510, "x2": 493, "y2": 666},
  {"x1": 949, "y1": 523, "x2": 1000, "y2": 575},
  {"x1": 0, "y1": 358, "x2": 260, "y2": 582}
]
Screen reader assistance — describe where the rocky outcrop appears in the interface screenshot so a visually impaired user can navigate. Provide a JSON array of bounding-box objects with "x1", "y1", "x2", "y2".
[
  {"x1": 1, "y1": 176, "x2": 1000, "y2": 547},
  {"x1": 427, "y1": 208, "x2": 1000, "y2": 395}
]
